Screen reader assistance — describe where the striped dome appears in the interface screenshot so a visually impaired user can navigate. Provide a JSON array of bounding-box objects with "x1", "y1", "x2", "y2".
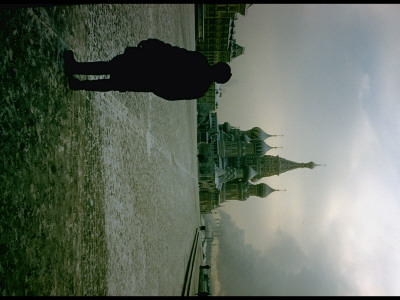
[
  {"x1": 251, "y1": 139, "x2": 270, "y2": 156},
  {"x1": 246, "y1": 127, "x2": 270, "y2": 140}
]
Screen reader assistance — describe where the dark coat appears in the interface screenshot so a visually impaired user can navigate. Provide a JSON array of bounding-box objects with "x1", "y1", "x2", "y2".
[{"x1": 111, "y1": 39, "x2": 214, "y2": 100}]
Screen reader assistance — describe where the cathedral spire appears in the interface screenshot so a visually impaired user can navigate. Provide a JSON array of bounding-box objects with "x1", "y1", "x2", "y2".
[
  {"x1": 277, "y1": 157, "x2": 320, "y2": 174},
  {"x1": 248, "y1": 155, "x2": 321, "y2": 182}
]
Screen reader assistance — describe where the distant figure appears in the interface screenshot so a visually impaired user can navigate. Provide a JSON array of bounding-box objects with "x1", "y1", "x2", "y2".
[
  {"x1": 64, "y1": 38, "x2": 232, "y2": 101},
  {"x1": 198, "y1": 225, "x2": 206, "y2": 231},
  {"x1": 200, "y1": 265, "x2": 210, "y2": 270}
]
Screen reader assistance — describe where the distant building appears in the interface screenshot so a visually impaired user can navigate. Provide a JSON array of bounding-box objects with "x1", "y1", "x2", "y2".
[
  {"x1": 196, "y1": 4, "x2": 250, "y2": 65},
  {"x1": 197, "y1": 119, "x2": 321, "y2": 213},
  {"x1": 196, "y1": 4, "x2": 251, "y2": 119}
]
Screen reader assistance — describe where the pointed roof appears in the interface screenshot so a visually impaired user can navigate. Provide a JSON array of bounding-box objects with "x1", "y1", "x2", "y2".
[
  {"x1": 277, "y1": 156, "x2": 320, "y2": 175},
  {"x1": 244, "y1": 166, "x2": 258, "y2": 181}
]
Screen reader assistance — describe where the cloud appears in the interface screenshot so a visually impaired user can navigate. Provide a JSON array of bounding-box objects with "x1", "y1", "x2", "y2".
[
  {"x1": 214, "y1": 210, "x2": 357, "y2": 296},
  {"x1": 319, "y1": 104, "x2": 400, "y2": 295},
  {"x1": 215, "y1": 5, "x2": 400, "y2": 296},
  {"x1": 358, "y1": 73, "x2": 370, "y2": 101}
]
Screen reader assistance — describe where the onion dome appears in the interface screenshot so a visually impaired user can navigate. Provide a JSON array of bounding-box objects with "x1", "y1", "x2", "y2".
[
  {"x1": 250, "y1": 139, "x2": 271, "y2": 156},
  {"x1": 256, "y1": 183, "x2": 276, "y2": 198},
  {"x1": 244, "y1": 127, "x2": 270, "y2": 140},
  {"x1": 256, "y1": 183, "x2": 285, "y2": 198}
]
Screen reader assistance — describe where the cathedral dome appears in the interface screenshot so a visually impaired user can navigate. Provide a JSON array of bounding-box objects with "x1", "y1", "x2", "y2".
[
  {"x1": 246, "y1": 127, "x2": 270, "y2": 140},
  {"x1": 257, "y1": 183, "x2": 277, "y2": 198},
  {"x1": 251, "y1": 139, "x2": 270, "y2": 156}
]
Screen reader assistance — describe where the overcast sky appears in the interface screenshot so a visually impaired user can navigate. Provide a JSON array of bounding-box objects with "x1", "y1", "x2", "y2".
[{"x1": 211, "y1": 4, "x2": 400, "y2": 296}]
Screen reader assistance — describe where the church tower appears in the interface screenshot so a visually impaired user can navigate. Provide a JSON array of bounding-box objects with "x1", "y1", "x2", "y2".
[
  {"x1": 220, "y1": 181, "x2": 282, "y2": 202},
  {"x1": 249, "y1": 155, "x2": 319, "y2": 182}
]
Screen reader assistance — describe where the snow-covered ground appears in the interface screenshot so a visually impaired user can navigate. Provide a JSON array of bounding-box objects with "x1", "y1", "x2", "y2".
[{"x1": 1, "y1": 4, "x2": 201, "y2": 296}]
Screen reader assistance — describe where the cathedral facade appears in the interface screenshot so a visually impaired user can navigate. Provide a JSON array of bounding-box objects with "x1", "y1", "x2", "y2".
[{"x1": 197, "y1": 112, "x2": 319, "y2": 213}]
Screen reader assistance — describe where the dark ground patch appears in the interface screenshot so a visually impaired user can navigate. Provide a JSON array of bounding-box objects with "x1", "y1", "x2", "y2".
[{"x1": 1, "y1": 7, "x2": 108, "y2": 295}]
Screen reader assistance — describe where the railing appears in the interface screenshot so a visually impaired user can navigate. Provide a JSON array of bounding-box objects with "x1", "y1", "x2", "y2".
[{"x1": 181, "y1": 228, "x2": 201, "y2": 296}]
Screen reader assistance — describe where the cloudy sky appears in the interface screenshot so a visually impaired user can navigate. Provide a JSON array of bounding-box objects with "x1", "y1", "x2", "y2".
[{"x1": 211, "y1": 4, "x2": 400, "y2": 296}]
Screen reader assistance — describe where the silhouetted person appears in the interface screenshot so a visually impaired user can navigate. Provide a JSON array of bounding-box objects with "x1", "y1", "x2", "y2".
[
  {"x1": 198, "y1": 225, "x2": 206, "y2": 231},
  {"x1": 64, "y1": 38, "x2": 232, "y2": 101}
]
